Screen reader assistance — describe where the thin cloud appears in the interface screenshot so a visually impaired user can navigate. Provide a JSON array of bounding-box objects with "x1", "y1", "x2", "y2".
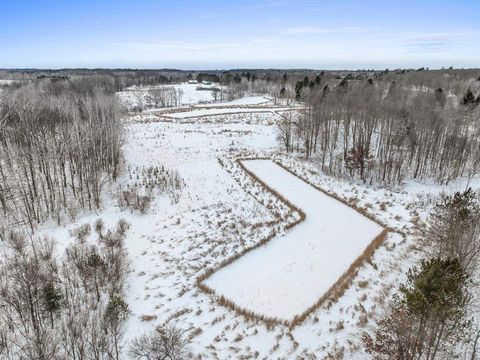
[
  {"x1": 399, "y1": 31, "x2": 476, "y2": 53},
  {"x1": 283, "y1": 26, "x2": 370, "y2": 35},
  {"x1": 402, "y1": 31, "x2": 473, "y2": 41},
  {"x1": 114, "y1": 41, "x2": 240, "y2": 52}
]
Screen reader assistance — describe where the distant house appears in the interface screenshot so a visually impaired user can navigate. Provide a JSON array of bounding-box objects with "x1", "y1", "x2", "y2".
[{"x1": 188, "y1": 79, "x2": 198, "y2": 84}]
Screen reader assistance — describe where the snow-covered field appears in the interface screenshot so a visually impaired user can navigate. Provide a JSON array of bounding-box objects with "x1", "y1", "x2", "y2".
[
  {"x1": 0, "y1": 79, "x2": 15, "y2": 85},
  {"x1": 115, "y1": 104, "x2": 419, "y2": 357},
  {"x1": 204, "y1": 159, "x2": 383, "y2": 321},
  {"x1": 10, "y1": 92, "x2": 479, "y2": 358},
  {"x1": 159, "y1": 106, "x2": 294, "y2": 119},
  {"x1": 194, "y1": 95, "x2": 270, "y2": 107},
  {"x1": 117, "y1": 83, "x2": 218, "y2": 109}
]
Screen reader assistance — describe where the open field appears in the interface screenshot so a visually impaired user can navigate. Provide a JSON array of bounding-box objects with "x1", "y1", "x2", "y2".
[
  {"x1": 109, "y1": 105, "x2": 420, "y2": 357},
  {"x1": 3, "y1": 77, "x2": 479, "y2": 358},
  {"x1": 117, "y1": 82, "x2": 219, "y2": 109},
  {"x1": 158, "y1": 106, "x2": 296, "y2": 119},
  {"x1": 203, "y1": 159, "x2": 384, "y2": 321}
]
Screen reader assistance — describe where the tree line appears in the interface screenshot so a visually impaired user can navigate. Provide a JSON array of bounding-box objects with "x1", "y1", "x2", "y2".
[
  {"x1": 277, "y1": 71, "x2": 480, "y2": 185},
  {"x1": 0, "y1": 78, "x2": 123, "y2": 236}
]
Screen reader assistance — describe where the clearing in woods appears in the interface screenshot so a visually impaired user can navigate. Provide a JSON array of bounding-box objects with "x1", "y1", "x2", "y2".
[{"x1": 204, "y1": 159, "x2": 384, "y2": 321}]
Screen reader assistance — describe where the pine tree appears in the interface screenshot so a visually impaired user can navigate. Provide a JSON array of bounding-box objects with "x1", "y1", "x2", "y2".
[
  {"x1": 426, "y1": 189, "x2": 480, "y2": 272},
  {"x1": 303, "y1": 76, "x2": 309, "y2": 87},
  {"x1": 338, "y1": 77, "x2": 348, "y2": 88},
  {"x1": 435, "y1": 87, "x2": 446, "y2": 106},
  {"x1": 462, "y1": 89, "x2": 478, "y2": 106},
  {"x1": 42, "y1": 283, "x2": 63, "y2": 328},
  {"x1": 295, "y1": 81, "x2": 304, "y2": 101},
  {"x1": 364, "y1": 257, "x2": 472, "y2": 359}
]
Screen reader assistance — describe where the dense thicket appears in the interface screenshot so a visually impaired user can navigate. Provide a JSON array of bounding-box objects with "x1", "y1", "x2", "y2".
[
  {"x1": 278, "y1": 72, "x2": 480, "y2": 185},
  {"x1": 0, "y1": 79, "x2": 123, "y2": 235},
  {"x1": 0, "y1": 220, "x2": 130, "y2": 359}
]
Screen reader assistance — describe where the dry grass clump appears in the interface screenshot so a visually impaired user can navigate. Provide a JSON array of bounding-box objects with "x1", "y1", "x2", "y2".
[
  {"x1": 357, "y1": 280, "x2": 369, "y2": 288},
  {"x1": 140, "y1": 314, "x2": 158, "y2": 322}
]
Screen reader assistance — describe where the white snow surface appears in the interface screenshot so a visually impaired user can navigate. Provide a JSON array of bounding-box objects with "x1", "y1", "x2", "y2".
[
  {"x1": 10, "y1": 98, "x2": 474, "y2": 357},
  {"x1": 117, "y1": 83, "x2": 217, "y2": 109},
  {"x1": 204, "y1": 159, "x2": 384, "y2": 320},
  {"x1": 161, "y1": 107, "x2": 291, "y2": 119},
  {"x1": 194, "y1": 96, "x2": 270, "y2": 107}
]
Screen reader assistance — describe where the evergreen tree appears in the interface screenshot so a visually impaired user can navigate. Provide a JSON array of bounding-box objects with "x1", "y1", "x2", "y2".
[
  {"x1": 303, "y1": 76, "x2": 309, "y2": 87},
  {"x1": 462, "y1": 89, "x2": 478, "y2": 106},
  {"x1": 364, "y1": 257, "x2": 472, "y2": 359},
  {"x1": 322, "y1": 84, "x2": 329, "y2": 96},
  {"x1": 295, "y1": 81, "x2": 304, "y2": 101},
  {"x1": 434, "y1": 87, "x2": 445, "y2": 106},
  {"x1": 42, "y1": 283, "x2": 63, "y2": 328},
  {"x1": 338, "y1": 77, "x2": 348, "y2": 88},
  {"x1": 426, "y1": 188, "x2": 480, "y2": 272}
]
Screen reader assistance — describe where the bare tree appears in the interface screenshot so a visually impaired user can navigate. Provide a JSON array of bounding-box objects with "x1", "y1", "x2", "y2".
[{"x1": 129, "y1": 325, "x2": 188, "y2": 360}]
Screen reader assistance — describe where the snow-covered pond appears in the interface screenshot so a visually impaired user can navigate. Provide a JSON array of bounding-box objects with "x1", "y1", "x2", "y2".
[{"x1": 204, "y1": 159, "x2": 384, "y2": 321}]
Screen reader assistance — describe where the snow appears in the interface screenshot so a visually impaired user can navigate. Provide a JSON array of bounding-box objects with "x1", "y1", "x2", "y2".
[
  {"x1": 204, "y1": 159, "x2": 384, "y2": 320},
  {"x1": 19, "y1": 104, "x2": 421, "y2": 357},
  {"x1": 117, "y1": 83, "x2": 217, "y2": 109},
  {"x1": 160, "y1": 107, "x2": 293, "y2": 119},
  {"x1": 7, "y1": 95, "x2": 461, "y2": 358},
  {"x1": 173, "y1": 82, "x2": 218, "y2": 104},
  {"x1": 194, "y1": 96, "x2": 270, "y2": 107}
]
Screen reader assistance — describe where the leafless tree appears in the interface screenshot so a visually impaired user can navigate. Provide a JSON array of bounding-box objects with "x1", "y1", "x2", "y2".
[{"x1": 129, "y1": 325, "x2": 188, "y2": 360}]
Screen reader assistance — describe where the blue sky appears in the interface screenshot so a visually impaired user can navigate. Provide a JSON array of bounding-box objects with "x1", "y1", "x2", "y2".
[{"x1": 1, "y1": 0, "x2": 479, "y2": 69}]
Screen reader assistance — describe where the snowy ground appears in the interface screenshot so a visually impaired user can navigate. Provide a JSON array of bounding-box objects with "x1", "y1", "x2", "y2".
[
  {"x1": 117, "y1": 83, "x2": 219, "y2": 109},
  {"x1": 0, "y1": 79, "x2": 15, "y2": 85},
  {"x1": 159, "y1": 106, "x2": 295, "y2": 119},
  {"x1": 194, "y1": 96, "x2": 270, "y2": 107},
  {"x1": 204, "y1": 160, "x2": 383, "y2": 321},
  {"x1": 115, "y1": 105, "x2": 421, "y2": 358},
  {"x1": 10, "y1": 93, "x2": 480, "y2": 358}
]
